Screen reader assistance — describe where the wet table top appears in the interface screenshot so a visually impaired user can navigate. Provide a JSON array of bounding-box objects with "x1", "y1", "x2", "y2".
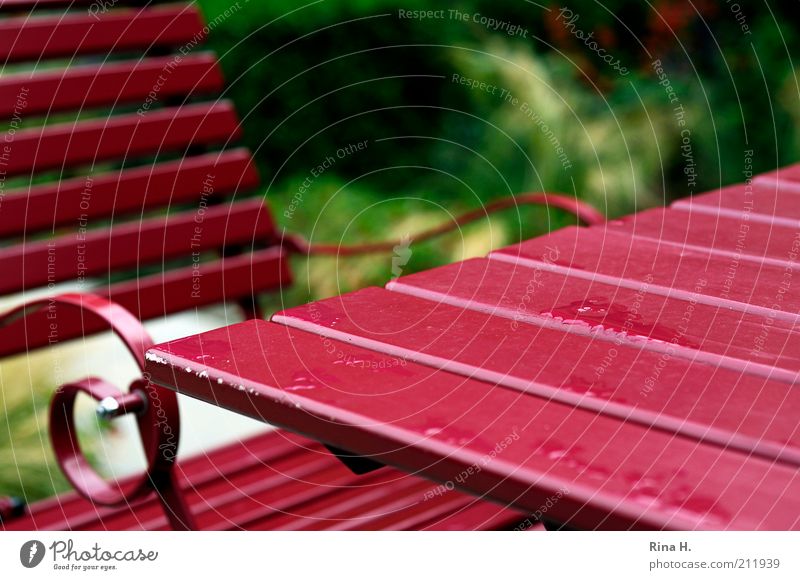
[{"x1": 145, "y1": 166, "x2": 800, "y2": 530}]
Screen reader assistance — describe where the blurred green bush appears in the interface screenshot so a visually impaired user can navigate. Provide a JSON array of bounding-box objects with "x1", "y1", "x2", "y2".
[{"x1": 195, "y1": 0, "x2": 799, "y2": 300}]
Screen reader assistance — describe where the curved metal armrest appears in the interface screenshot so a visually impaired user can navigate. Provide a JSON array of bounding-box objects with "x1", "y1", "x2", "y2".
[
  {"x1": 0, "y1": 293, "x2": 151, "y2": 368},
  {"x1": 283, "y1": 191, "x2": 604, "y2": 256},
  {"x1": 0, "y1": 293, "x2": 195, "y2": 530}
]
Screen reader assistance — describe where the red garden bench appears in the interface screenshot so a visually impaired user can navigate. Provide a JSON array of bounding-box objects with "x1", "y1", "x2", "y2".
[
  {"x1": 140, "y1": 166, "x2": 800, "y2": 530},
  {"x1": 0, "y1": 0, "x2": 605, "y2": 530}
]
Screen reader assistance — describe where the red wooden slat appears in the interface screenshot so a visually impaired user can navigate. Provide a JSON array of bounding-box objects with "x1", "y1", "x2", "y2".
[
  {"x1": 672, "y1": 183, "x2": 800, "y2": 226},
  {"x1": 6, "y1": 428, "x2": 309, "y2": 531},
  {"x1": 0, "y1": 53, "x2": 224, "y2": 118},
  {"x1": 106, "y1": 246, "x2": 289, "y2": 319},
  {"x1": 1, "y1": 101, "x2": 240, "y2": 178},
  {"x1": 324, "y1": 485, "x2": 470, "y2": 531},
  {"x1": 0, "y1": 5, "x2": 206, "y2": 63},
  {"x1": 422, "y1": 502, "x2": 534, "y2": 531},
  {"x1": 274, "y1": 287, "x2": 800, "y2": 466},
  {"x1": 754, "y1": 162, "x2": 800, "y2": 185},
  {"x1": 145, "y1": 321, "x2": 800, "y2": 530},
  {"x1": 0, "y1": 0, "x2": 88, "y2": 9},
  {"x1": 386, "y1": 257, "x2": 800, "y2": 383},
  {"x1": 4, "y1": 429, "x2": 522, "y2": 531},
  {"x1": 87, "y1": 445, "x2": 352, "y2": 531},
  {"x1": 193, "y1": 468, "x2": 423, "y2": 532},
  {"x1": 0, "y1": 199, "x2": 273, "y2": 294},
  {"x1": 491, "y1": 225, "x2": 800, "y2": 322},
  {"x1": 0, "y1": 0, "x2": 152, "y2": 10},
  {"x1": 609, "y1": 207, "x2": 800, "y2": 268},
  {"x1": 260, "y1": 477, "x2": 437, "y2": 531},
  {"x1": 0, "y1": 149, "x2": 259, "y2": 238},
  {"x1": 0, "y1": 247, "x2": 290, "y2": 359}
]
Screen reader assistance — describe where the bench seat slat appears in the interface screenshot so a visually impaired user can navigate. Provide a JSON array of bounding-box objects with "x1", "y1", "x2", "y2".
[
  {"x1": 672, "y1": 183, "x2": 800, "y2": 226},
  {"x1": 0, "y1": 0, "x2": 154, "y2": 11},
  {"x1": 87, "y1": 443, "x2": 356, "y2": 531},
  {"x1": 2, "y1": 101, "x2": 241, "y2": 178},
  {"x1": 0, "y1": 5, "x2": 205, "y2": 63},
  {"x1": 257, "y1": 476, "x2": 439, "y2": 531},
  {"x1": 0, "y1": 53, "x2": 224, "y2": 118},
  {"x1": 0, "y1": 246, "x2": 290, "y2": 358},
  {"x1": 274, "y1": 287, "x2": 800, "y2": 466},
  {"x1": 0, "y1": 149, "x2": 259, "y2": 238},
  {"x1": 608, "y1": 206, "x2": 800, "y2": 267},
  {"x1": 491, "y1": 225, "x2": 800, "y2": 321},
  {"x1": 6, "y1": 427, "x2": 309, "y2": 530},
  {"x1": 105, "y1": 246, "x2": 290, "y2": 320},
  {"x1": 0, "y1": 199, "x2": 274, "y2": 294},
  {"x1": 755, "y1": 162, "x2": 800, "y2": 185},
  {"x1": 144, "y1": 321, "x2": 800, "y2": 530},
  {"x1": 2, "y1": 429, "x2": 524, "y2": 531},
  {"x1": 386, "y1": 258, "x2": 800, "y2": 382}
]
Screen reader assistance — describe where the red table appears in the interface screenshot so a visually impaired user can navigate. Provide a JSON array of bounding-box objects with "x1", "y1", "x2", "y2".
[{"x1": 145, "y1": 169, "x2": 800, "y2": 530}]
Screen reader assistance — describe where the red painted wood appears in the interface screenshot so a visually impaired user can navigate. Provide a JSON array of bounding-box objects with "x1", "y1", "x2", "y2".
[
  {"x1": 0, "y1": 53, "x2": 224, "y2": 118},
  {"x1": 144, "y1": 320, "x2": 800, "y2": 530},
  {"x1": 273, "y1": 287, "x2": 800, "y2": 466},
  {"x1": 0, "y1": 149, "x2": 259, "y2": 238},
  {"x1": 2, "y1": 102, "x2": 240, "y2": 178},
  {"x1": 754, "y1": 162, "x2": 800, "y2": 185},
  {"x1": 0, "y1": 248, "x2": 291, "y2": 359},
  {"x1": 9, "y1": 428, "x2": 310, "y2": 531},
  {"x1": 492, "y1": 226, "x2": 800, "y2": 321},
  {"x1": 671, "y1": 183, "x2": 800, "y2": 226},
  {"x1": 3, "y1": 429, "x2": 525, "y2": 531},
  {"x1": 258, "y1": 476, "x2": 490, "y2": 531},
  {"x1": 608, "y1": 207, "x2": 800, "y2": 267},
  {"x1": 0, "y1": 2, "x2": 274, "y2": 361},
  {"x1": 0, "y1": 5, "x2": 206, "y2": 63},
  {"x1": 422, "y1": 502, "x2": 540, "y2": 531},
  {"x1": 0, "y1": 199, "x2": 274, "y2": 294},
  {"x1": 105, "y1": 247, "x2": 290, "y2": 320},
  {"x1": 386, "y1": 257, "x2": 800, "y2": 383},
  {"x1": 0, "y1": 0, "x2": 156, "y2": 11}
]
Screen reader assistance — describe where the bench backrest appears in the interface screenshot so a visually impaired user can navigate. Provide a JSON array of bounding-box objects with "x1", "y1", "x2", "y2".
[{"x1": 0, "y1": 1, "x2": 290, "y2": 357}]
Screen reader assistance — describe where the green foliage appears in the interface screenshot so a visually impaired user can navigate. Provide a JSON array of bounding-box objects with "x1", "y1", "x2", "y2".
[
  {"x1": 197, "y1": 0, "x2": 799, "y2": 202},
  {"x1": 0, "y1": 359, "x2": 69, "y2": 501},
  {"x1": 190, "y1": 0, "x2": 800, "y2": 300}
]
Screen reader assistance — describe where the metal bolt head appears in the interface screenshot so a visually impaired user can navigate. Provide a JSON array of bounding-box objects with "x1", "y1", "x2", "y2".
[{"x1": 96, "y1": 396, "x2": 121, "y2": 420}]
